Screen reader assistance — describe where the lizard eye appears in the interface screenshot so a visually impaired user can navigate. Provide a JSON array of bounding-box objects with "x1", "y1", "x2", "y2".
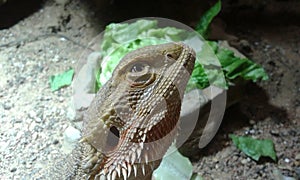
[{"x1": 130, "y1": 63, "x2": 145, "y2": 73}]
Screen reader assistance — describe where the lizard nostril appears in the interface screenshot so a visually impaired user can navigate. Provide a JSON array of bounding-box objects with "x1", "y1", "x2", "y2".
[{"x1": 166, "y1": 53, "x2": 174, "y2": 59}]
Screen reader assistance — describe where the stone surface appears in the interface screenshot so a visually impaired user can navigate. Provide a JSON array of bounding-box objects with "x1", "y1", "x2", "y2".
[{"x1": 62, "y1": 126, "x2": 81, "y2": 153}]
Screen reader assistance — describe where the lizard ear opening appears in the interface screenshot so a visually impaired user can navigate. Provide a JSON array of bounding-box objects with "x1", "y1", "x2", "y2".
[{"x1": 106, "y1": 126, "x2": 120, "y2": 149}]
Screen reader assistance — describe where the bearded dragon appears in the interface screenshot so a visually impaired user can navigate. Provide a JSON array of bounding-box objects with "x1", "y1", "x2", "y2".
[{"x1": 51, "y1": 42, "x2": 196, "y2": 180}]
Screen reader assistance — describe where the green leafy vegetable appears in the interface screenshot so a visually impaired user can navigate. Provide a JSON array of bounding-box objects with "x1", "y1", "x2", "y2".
[
  {"x1": 49, "y1": 68, "x2": 74, "y2": 91},
  {"x1": 217, "y1": 48, "x2": 269, "y2": 81},
  {"x1": 186, "y1": 41, "x2": 268, "y2": 91},
  {"x1": 153, "y1": 145, "x2": 193, "y2": 180},
  {"x1": 229, "y1": 134, "x2": 277, "y2": 161},
  {"x1": 196, "y1": 0, "x2": 221, "y2": 38},
  {"x1": 187, "y1": 41, "x2": 226, "y2": 91}
]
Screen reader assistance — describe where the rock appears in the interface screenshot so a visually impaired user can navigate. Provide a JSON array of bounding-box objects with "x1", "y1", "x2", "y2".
[
  {"x1": 179, "y1": 86, "x2": 227, "y2": 156},
  {"x1": 73, "y1": 52, "x2": 101, "y2": 95},
  {"x1": 72, "y1": 52, "x2": 101, "y2": 117},
  {"x1": 62, "y1": 126, "x2": 81, "y2": 153},
  {"x1": 181, "y1": 89, "x2": 208, "y2": 117},
  {"x1": 66, "y1": 104, "x2": 76, "y2": 121}
]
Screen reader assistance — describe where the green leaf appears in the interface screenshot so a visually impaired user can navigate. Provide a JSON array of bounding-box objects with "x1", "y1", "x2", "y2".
[
  {"x1": 229, "y1": 134, "x2": 277, "y2": 161},
  {"x1": 217, "y1": 48, "x2": 269, "y2": 81},
  {"x1": 49, "y1": 68, "x2": 74, "y2": 91},
  {"x1": 186, "y1": 40, "x2": 269, "y2": 91},
  {"x1": 186, "y1": 41, "x2": 226, "y2": 91},
  {"x1": 196, "y1": 0, "x2": 221, "y2": 38},
  {"x1": 153, "y1": 145, "x2": 193, "y2": 180}
]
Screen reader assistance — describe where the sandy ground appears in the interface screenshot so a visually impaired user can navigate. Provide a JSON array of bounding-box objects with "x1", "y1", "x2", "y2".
[{"x1": 0, "y1": 0, "x2": 299, "y2": 179}]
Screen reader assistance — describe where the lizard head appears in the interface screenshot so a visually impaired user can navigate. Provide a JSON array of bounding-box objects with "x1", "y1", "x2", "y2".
[{"x1": 81, "y1": 42, "x2": 196, "y2": 179}]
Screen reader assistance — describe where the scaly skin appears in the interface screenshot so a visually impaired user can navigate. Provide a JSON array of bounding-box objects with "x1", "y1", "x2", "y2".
[{"x1": 52, "y1": 42, "x2": 196, "y2": 180}]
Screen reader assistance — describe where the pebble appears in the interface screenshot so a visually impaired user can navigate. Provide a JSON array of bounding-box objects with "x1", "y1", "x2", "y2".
[
  {"x1": 66, "y1": 106, "x2": 76, "y2": 121},
  {"x1": 3, "y1": 102, "x2": 12, "y2": 110},
  {"x1": 249, "y1": 120, "x2": 255, "y2": 125},
  {"x1": 14, "y1": 118, "x2": 22, "y2": 123},
  {"x1": 28, "y1": 110, "x2": 36, "y2": 119},
  {"x1": 52, "y1": 55, "x2": 60, "y2": 62},
  {"x1": 29, "y1": 122, "x2": 36, "y2": 131},
  {"x1": 30, "y1": 155, "x2": 37, "y2": 162},
  {"x1": 284, "y1": 158, "x2": 290, "y2": 163},
  {"x1": 270, "y1": 129, "x2": 280, "y2": 136},
  {"x1": 0, "y1": 141, "x2": 9, "y2": 152},
  {"x1": 53, "y1": 139, "x2": 59, "y2": 145},
  {"x1": 249, "y1": 129, "x2": 256, "y2": 134},
  {"x1": 241, "y1": 159, "x2": 248, "y2": 164},
  {"x1": 35, "y1": 117, "x2": 42, "y2": 123},
  {"x1": 58, "y1": 96, "x2": 64, "y2": 102},
  {"x1": 26, "y1": 163, "x2": 32, "y2": 169},
  {"x1": 31, "y1": 133, "x2": 38, "y2": 141},
  {"x1": 62, "y1": 126, "x2": 81, "y2": 153},
  {"x1": 10, "y1": 167, "x2": 17, "y2": 172}
]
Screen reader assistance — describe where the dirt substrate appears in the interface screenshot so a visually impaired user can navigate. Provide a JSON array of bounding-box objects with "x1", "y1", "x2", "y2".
[{"x1": 0, "y1": 0, "x2": 299, "y2": 179}]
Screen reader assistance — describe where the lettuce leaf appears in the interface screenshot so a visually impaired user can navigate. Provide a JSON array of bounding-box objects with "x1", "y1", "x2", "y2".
[
  {"x1": 195, "y1": 0, "x2": 221, "y2": 38},
  {"x1": 230, "y1": 134, "x2": 277, "y2": 161},
  {"x1": 217, "y1": 48, "x2": 269, "y2": 81},
  {"x1": 186, "y1": 41, "x2": 268, "y2": 91},
  {"x1": 153, "y1": 144, "x2": 193, "y2": 180},
  {"x1": 49, "y1": 68, "x2": 74, "y2": 91}
]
